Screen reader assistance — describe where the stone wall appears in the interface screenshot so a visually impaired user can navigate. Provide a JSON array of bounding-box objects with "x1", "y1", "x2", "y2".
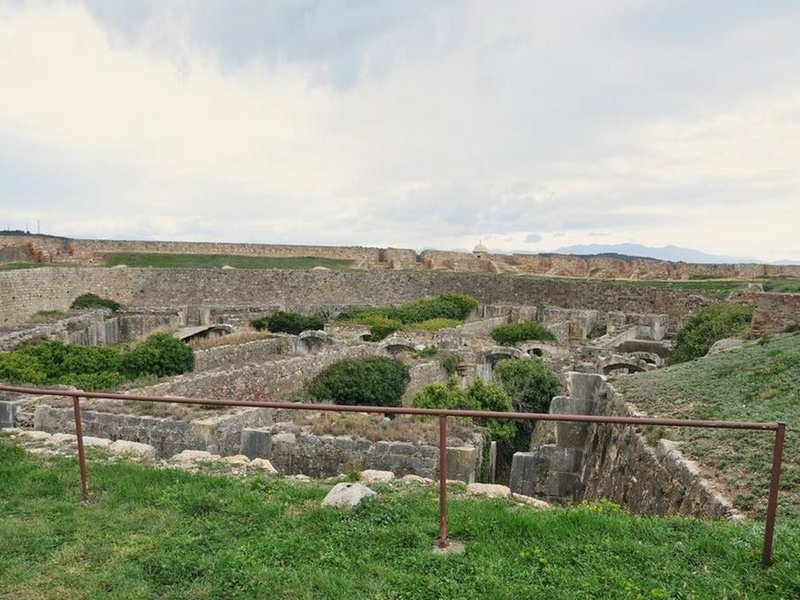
[
  {"x1": 511, "y1": 373, "x2": 738, "y2": 517},
  {"x1": 751, "y1": 293, "x2": 800, "y2": 336},
  {"x1": 240, "y1": 424, "x2": 482, "y2": 482},
  {"x1": 0, "y1": 266, "x2": 720, "y2": 329},
  {"x1": 5, "y1": 235, "x2": 799, "y2": 279}
]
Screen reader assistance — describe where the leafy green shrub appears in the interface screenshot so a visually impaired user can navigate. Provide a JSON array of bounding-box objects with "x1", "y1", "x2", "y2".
[
  {"x1": 121, "y1": 333, "x2": 195, "y2": 378},
  {"x1": 305, "y1": 356, "x2": 410, "y2": 408},
  {"x1": 57, "y1": 371, "x2": 128, "y2": 392},
  {"x1": 0, "y1": 352, "x2": 46, "y2": 385},
  {"x1": 670, "y1": 302, "x2": 753, "y2": 365},
  {"x1": 267, "y1": 311, "x2": 325, "y2": 335},
  {"x1": 250, "y1": 316, "x2": 269, "y2": 331},
  {"x1": 70, "y1": 293, "x2": 122, "y2": 312},
  {"x1": 412, "y1": 377, "x2": 515, "y2": 442},
  {"x1": 490, "y1": 321, "x2": 556, "y2": 345},
  {"x1": 337, "y1": 294, "x2": 479, "y2": 340},
  {"x1": 493, "y1": 358, "x2": 562, "y2": 414}
]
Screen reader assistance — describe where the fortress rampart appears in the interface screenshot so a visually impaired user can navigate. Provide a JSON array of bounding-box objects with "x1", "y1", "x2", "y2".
[{"x1": 2, "y1": 234, "x2": 799, "y2": 280}]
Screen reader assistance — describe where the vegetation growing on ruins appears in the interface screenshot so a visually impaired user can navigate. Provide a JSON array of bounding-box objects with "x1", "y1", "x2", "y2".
[
  {"x1": 412, "y1": 377, "x2": 516, "y2": 443},
  {"x1": 104, "y1": 252, "x2": 354, "y2": 270},
  {"x1": 616, "y1": 331, "x2": 800, "y2": 518},
  {"x1": 337, "y1": 293, "x2": 479, "y2": 341},
  {"x1": 1, "y1": 437, "x2": 798, "y2": 598},
  {"x1": 489, "y1": 321, "x2": 557, "y2": 345},
  {"x1": 668, "y1": 302, "x2": 753, "y2": 364},
  {"x1": 304, "y1": 356, "x2": 410, "y2": 408},
  {"x1": 70, "y1": 292, "x2": 122, "y2": 312},
  {"x1": 250, "y1": 311, "x2": 325, "y2": 335},
  {"x1": 0, "y1": 333, "x2": 194, "y2": 391}
]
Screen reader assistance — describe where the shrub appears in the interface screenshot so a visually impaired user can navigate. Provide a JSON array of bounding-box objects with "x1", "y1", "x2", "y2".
[
  {"x1": 411, "y1": 377, "x2": 515, "y2": 442},
  {"x1": 670, "y1": 302, "x2": 753, "y2": 364},
  {"x1": 0, "y1": 352, "x2": 46, "y2": 385},
  {"x1": 251, "y1": 312, "x2": 325, "y2": 334},
  {"x1": 490, "y1": 321, "x2": 556, "y2": 345},
  {"x1": 264, "y1": 311, "x2": 325, "y2": 335},
  {"x1": 70, "y1": 293, "x2": 122, "y2": 312},
  {"x1": 493, "y1": 358, "x2": 561, "y2": 414},
  {"x1": 337, "y1": 294, "x2": 479, "y2": 335},
  {"x1": 121, "y1": 333, "x2": 195, "y2": 378},
  {"x1": 305, "y1": 356, "x2": 410, "y2": 408}
]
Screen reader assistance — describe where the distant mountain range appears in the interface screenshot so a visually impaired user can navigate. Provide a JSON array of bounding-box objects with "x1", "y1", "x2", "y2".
[{"x1": 551, "y1": 244, "x2": 764, "y2": 264}]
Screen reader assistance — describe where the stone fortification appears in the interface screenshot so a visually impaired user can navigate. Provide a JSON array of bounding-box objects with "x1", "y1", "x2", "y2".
[
  {"x1": 1, "y1": 266, "x2": 718, "y2": 330},
  {"x1": 4, "y1": 234, "x2": 800, "y2": 280},
  {"x1": 511, "y1": 373, "x2": 738, "y2": 518}
]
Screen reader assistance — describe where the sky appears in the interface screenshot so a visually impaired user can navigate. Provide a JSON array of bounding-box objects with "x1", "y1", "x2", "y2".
[{"x1": 1, "y1": 0, "x2": 799, "y2": 263}]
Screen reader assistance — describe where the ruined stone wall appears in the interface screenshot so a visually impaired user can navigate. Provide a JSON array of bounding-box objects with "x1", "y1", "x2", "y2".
[
  {"x1": 6, "y1": 234, "x2": 799, "y2": 279},
  {"x1": 751, "y1": 293, "x2": 800, "y2": 336},
  {"x1": 0, "y1": 235, "x2": 383, "y2": 267},
  {"x1": 513, "y1": 373, "x2": 737, "y2": 517},
  {"x1": 132, "y1": 344, "x2": 377, "y2": 402},
  {"x1": 0, "y1": 267, "x2": 718, "y2": 330},
  {"x1": 193, "y1": 337, "x2": 295, "y2": 372}
]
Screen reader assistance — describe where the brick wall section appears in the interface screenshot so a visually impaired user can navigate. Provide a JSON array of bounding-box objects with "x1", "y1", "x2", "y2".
[
  {"x1": 1, "y1": 267, "x2": 721, "y2": 330},
  {"x1": 751, "y1": 293, "x2": 800, "y2": 336}
]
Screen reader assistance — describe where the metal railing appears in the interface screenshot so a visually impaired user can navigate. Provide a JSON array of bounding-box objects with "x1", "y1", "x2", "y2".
[{"x1": 0, "y1": 384, "x2": 786, "y2": 567}]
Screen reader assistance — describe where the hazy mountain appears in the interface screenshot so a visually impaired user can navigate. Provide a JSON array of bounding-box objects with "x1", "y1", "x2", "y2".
[{"x1": 552, "y1": 243, "x2": 763, "y2": 264}]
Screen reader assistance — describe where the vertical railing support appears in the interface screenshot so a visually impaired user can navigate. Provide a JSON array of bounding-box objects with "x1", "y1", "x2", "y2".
[
  {"x1": 72, "y1": 396, "x2": 89, "y2": 503},
  {"x1": 436, "y1": 414, "x2": 449, "y2": 548},
  {"x1": 762, "y1": 421, "x2": 786, "y2": 567}
]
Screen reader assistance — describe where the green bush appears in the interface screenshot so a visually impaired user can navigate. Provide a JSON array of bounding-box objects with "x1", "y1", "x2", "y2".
[
  {"x1": 412, "y1": 377, "x2": 515, "y2": 442},
  {"x1": 670, "y1": 303, "x2": 753, "y2": 365},
  {"x1": 57, "y1": 371, "x2": 128, "y2": 392},
  {"x1": 490, "y1": 321, "x2": 556, "y2": 345},
  {"x1": 493, "y1": 358, "x2": 561, "y2": 414},
  {"x1": 70, "y1": 293, "x2": 122, "y2": 312},
  {"x1": 337, "y1": 294, "x2": 479, "y2": 337},
  {"x1": 121, "y1": 333, "x2": 195, "y2": 378},
  {"x1": 0, "y1": 352, "x2": 46, "y2": 385},
  {"x1": 305, "y1": 356, "x2": 410, "y2": 408},
  {"x1": 251, "y1": 312, "x2": 325, "y2": 334}
]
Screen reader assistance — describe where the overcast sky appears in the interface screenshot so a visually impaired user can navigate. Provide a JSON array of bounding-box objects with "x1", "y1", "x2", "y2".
[{"x1": 2, "y1": 1, "x2": 799, "y2": 262}]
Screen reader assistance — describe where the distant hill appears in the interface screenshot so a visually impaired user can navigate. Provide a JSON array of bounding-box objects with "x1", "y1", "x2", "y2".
[{"x1": 552, "y1": 244, "x2": 763, "y2": 264}]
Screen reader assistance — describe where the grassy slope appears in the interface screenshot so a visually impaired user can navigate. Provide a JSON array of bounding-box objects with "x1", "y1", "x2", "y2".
[
  {"x1": 1, "y1": 440, "x2": 799, "y2": 599},
  {"x1": 615, "y1": 332, "x2": 800, "y2": 519}
]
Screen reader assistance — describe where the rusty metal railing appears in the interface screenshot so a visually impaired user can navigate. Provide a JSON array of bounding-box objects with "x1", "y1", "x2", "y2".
[{"x1": 0, "y1": 384, "x2": 787, "y2": 567}]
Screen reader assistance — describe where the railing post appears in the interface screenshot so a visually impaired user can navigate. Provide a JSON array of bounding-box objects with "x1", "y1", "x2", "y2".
[
  {"x1": 762, "y1": 421, "x2": 786, "y2": 568},
  {"x1": 436, "y1": 414, "x2": 449, "y2": 548},
  {"x1": 72, "y1": 395, "x2": 90, "y2": 503}
]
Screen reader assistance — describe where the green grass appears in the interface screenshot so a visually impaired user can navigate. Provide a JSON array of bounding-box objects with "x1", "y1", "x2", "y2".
[
  {"x1": 103, "y1": 253, "x2": 354, "y2": 270},
  {"x1": 1, "y1": 440, "x2": 799, "y2": 599},
  {"x1": 615, "y1": 332, "x2": 800, "y2": 519},
  {"x1": 0, "y1": 262, "x2": 57, "y2": 271}
]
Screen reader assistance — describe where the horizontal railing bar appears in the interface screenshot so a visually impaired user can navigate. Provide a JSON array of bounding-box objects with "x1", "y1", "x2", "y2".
[{"x1": 0, "y1": 384, "x2": 780, "y2": 432}]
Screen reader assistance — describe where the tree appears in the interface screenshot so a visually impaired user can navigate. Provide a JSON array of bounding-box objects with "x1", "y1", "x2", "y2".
[{"x1": 493, "y1": 358, "x2": 561, "y2": 414}]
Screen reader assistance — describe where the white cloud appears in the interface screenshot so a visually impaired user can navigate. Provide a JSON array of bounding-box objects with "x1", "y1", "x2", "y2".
[{"x1": 1, "y1": 0, "x2": 799, "y2": 263}]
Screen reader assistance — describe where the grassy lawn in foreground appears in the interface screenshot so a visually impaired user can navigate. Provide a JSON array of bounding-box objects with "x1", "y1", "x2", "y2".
[{"x1": 1, "y1": 439, "x2": 799, "y2": 599}]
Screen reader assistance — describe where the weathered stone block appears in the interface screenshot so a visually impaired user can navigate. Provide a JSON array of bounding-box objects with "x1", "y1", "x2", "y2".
[
  {"x1": 545, "y1": 471, "x2": 582, "y2": 500},
  {"x1": 565, "y1": 372, "x2": 607, "y2": 401},
  {"x1": 241, "y1": 428, "x2": 272, "y2": 459},
  {"x1": 0, "y1": 401, "x2": 16, "y2": 428}
]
